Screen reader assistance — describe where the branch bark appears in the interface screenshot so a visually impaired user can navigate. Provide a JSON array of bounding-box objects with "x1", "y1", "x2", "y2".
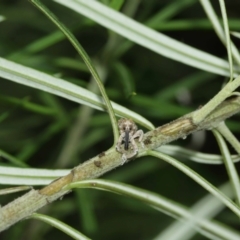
[{"x1": 1, "y1": 96, "x2": 240, "y2": 232}]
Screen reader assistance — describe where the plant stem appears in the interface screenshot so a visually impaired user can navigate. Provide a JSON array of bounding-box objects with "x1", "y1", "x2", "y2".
[{"x1": 1, "y1": 96, "x2": 240, "y2": 231}]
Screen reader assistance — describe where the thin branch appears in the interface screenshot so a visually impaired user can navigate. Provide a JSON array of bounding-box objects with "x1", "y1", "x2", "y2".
[
  {"x1": 192, "y1": 75, "x2": 240, "y2": 124},
  {"x1": 1, "y1": 96, "x2": 240, "y2": 231}
]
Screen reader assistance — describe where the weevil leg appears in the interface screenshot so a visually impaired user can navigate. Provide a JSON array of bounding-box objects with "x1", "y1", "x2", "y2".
[
  {"x1": 132, "y1": 129, "x2": 145, "y2": 148},
  {"x1": 121, "y1": 153, "x2": 128, "y2": 165}
]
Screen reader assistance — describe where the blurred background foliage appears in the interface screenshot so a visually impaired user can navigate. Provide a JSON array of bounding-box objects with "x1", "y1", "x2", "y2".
[{"x1": 0, "y1": 0, "x2": 240, "y2": 239}]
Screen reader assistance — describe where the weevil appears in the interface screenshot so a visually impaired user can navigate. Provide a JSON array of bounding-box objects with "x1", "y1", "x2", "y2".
[{"x1": 116, "y1": 118, "x2": 144, "y2": 164}]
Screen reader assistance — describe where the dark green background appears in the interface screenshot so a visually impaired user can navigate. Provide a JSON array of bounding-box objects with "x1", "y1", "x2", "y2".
[{"x1": 0, "y1": 0, "x2": 240, "y2": 239}]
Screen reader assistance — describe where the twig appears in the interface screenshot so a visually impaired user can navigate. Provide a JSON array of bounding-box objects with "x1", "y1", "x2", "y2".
[{"x1": 1, "y1": 96, "x2": 240, "y2": 231}]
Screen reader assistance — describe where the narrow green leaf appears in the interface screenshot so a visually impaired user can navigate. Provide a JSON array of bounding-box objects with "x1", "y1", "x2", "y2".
[
  {"x1": 146, "y1": 0, "x2": 197, "y2": 25},
  {"x1": 213, "y1": 127, "x2": 240, "y2": 205},
  {"x1": 155, "y1": 182, "x2": 238, "y2": 240},
  {"x1": 192, "y1": 74, "x2": 240, "y2": 124},
  {"x1": 158, "y1": 145, "x2": 240, "y2": 164},
  {"x1": 216, "y1": 122, "x2": 240, "y2": 155},
  {"x1": 0, "y1": 149, "x2": 29, "y2": 167},
  {"x1": 200, "y1": 0, "x2": 240, "y2": 66},
  {"x1": 148, "y1": 150, "x2": 240, "y2": 217},
  {"x1": 75, "y1": 190, "x2": 98, "y2": 233},
  {"x1": 0, "y1": 15, "x2": 5, "y2": 22},
  {"x1": 155, "y1": 72, "x2": 215, "y2": 101},
  {"x1": 0, "y1": 166, "x2": 70, "y2": 186},
  {"x1": 219, "y1": 0, "x2": 233, "y2": 80},
  {"x1": 31, "y1": 213, "x2": 91, "y2": 240},
  {"x1": 0, "y1": 95, "x2": 56, "y2": 116},
  {"x1": 65, "y1": 179, "x2": 240, "y2": 240},
  {"x1": 0, "y1": 186, "x2": 31, "y2": 196},
  {"x1": 109, "y1": 0, "x2": 125, "y2": 11},
  {"x1": 0, "y1": 57, "x2": 154, "y2": 130},
  {"x1": 53, "y1": 0, "x2": 240, "y2": 77},
  {"x1": 0, "y1": 112, "x2": 9, "y2": 123},
  {"x1": 30, "y1": 0, "x2": 119, "y2": 144},
  {"x1": 113, "y1": 61, "x2": 135, "y2": 97},
  {"x1": 231, "y1": 31, "x2": 240, "y2": 39}
]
